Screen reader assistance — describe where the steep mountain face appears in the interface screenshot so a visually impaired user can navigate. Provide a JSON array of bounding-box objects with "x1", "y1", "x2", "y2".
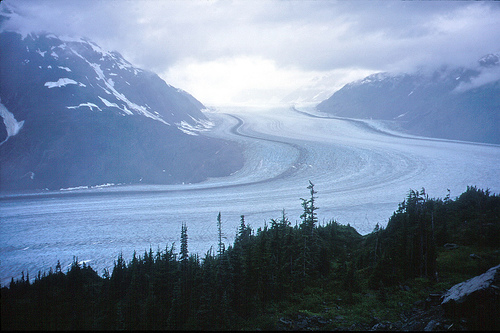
[
  {"x1": 317, "y1": 57, "x2": 500, "y2": 144},
  {"x1": 0, "y1": 31, "x2": 243, "y2": 190}
]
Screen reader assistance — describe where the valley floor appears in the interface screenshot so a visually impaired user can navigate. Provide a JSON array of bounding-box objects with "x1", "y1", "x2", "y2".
[{"x1": 1, "y1": 106, "x2": 499, "y2": 286}]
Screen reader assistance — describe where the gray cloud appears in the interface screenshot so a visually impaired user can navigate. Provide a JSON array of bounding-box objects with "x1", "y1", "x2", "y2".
[{"x1": 2, "y1": 0, "x2": 500, "y2": 105}]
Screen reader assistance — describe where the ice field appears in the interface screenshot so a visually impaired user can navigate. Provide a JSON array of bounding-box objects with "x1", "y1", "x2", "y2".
[{"x1": 1, "y1": 106, "x2": 499, "y2": 285}]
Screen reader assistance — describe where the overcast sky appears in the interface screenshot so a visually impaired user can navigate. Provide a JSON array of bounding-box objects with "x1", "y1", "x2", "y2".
[{"x1": 2, "y1": 0, "x2": 500, "y2": 106}]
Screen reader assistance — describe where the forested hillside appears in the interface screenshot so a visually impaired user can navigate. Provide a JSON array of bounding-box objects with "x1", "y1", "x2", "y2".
[{"x1": 2, "y1": 184, "x2": 499, "y2": 330}]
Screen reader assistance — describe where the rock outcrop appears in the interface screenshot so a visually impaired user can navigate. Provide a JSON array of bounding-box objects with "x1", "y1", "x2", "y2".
[{"x1": 441, "y1": 264, "x2": 500, "y2": 330}]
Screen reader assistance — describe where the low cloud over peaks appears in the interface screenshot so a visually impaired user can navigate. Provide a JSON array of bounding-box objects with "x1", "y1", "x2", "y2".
[{"x1": 2, "y1": 0, "x2": 500, "y2": 105}]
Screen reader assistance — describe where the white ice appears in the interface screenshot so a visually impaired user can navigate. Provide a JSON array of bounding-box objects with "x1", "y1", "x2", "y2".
[{"x1": 0, "y1": 106, "x2": 499, "y2": 286}]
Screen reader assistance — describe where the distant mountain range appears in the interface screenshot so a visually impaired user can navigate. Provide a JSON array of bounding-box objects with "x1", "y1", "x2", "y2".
[
  {"x1": 0, "y1": 30, "x2": 243, "y2": 191},
  {"x1": 317, "y1": 55, "x2": 500, "y2": 144}
]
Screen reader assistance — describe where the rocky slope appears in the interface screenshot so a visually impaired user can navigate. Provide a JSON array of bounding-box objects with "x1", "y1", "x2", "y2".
[
  {"x1": 317, "y1": 56, "x2": 500, "y2": 144},
  {"x1": 0, "y1": 30, "x2": 243, "y2": 191}
]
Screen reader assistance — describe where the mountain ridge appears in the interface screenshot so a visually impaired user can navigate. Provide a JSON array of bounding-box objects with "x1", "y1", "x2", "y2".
[
  {"x1": 316, "y1": 56, "x2": 500, "y2": 144},
  {"x1": 0, "y1": 31, "x2": 243, "y2": 191}
]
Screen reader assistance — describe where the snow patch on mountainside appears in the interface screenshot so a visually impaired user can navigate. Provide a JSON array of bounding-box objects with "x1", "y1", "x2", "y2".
[
  {"x1": 0, "y1": 101, "x2": 24, "y2": 145},
  {"x1": 44, "y1": 78, "x2": 78, "y2": 88},
  {"x1": 36, "y1": 48, "x2": 46, "y2": 57},
  {"x1": 0, "y1": 29, "x2": 235, "y2": 192},
  {"x1": 349, "y1": 72, "x2": 396, "y2": 87},
  {"x1": 176, "y1": 116, "x2": 214, "y2": 136},
  {"x1": 3, "y1": 31, "x2": 201, "y2": 128},
  {"x1": 98, "y1": 96, "x2": 123, "y2": 110},
  {"x1": 67, "y1": 103, "x2": 102, "y2": 112},
  {"x1": 66, "y1": 46, "x2": 169, "y2": 124}
]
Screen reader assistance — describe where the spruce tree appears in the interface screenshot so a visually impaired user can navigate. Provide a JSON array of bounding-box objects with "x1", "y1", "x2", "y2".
[
  {"x1": 217, "y1": 212, "x2": 224, "y2": 256},
  {"x1": 299, "y1": 181, "x2": 319, "y2": 278},
  {"x1": 180, "y1": 223, "x2": 189, "y2": 266},
  {"x1": 236, "y1": 215, "x2": 251, "y2": 246}
]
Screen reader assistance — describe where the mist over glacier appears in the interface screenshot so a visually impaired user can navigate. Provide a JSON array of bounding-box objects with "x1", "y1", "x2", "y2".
[{"x1": 1, "y1": 106, "x2": 499, "y2": 286}]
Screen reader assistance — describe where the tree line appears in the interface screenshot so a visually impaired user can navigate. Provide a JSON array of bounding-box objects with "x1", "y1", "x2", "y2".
[{"x1": 1, "y1": 184, "x2": 499, "y2": 330}]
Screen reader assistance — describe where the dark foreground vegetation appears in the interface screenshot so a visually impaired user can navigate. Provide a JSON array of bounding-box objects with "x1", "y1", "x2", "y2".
[{"x1": 2, "y1": 184, "x2": 499, "y2": 330}]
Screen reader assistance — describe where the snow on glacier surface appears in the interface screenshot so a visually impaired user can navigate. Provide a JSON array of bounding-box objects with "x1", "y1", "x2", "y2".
[{"x1": 0, "y1": 106, "x2": 499, "y2": 285}]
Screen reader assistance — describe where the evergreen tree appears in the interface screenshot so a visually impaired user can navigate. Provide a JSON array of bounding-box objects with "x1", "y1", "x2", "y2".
[
  {"x1": 299, "y1": 181, "x2": 320, "y2": 278},
  {"x1": 378, "y1": 188, "x2": 437, "y2": 283},
  {"x1": 373, "y1": 223, "x2": 380, "y2": 265},
  {"x1": 180, "y1": 222, "x2": 189, "y2": 266},
  {"x1": 2, "y1": 186, "x2": 498, "y2": 330},
  {"x1": 300, "y1": 181, "x2": 319, "y2": 233},
  {"x1": 217, "y1": 212, "x2": 224, "y2": 256},
  {"x1": 235, "y1": 215, "x2": 251, "y2": 246}
]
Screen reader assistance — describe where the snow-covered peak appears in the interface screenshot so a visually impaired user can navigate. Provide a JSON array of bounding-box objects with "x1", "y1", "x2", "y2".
[
  {"x1": 1, "y1": 30, "x2": 207, "y2": 129},
  {"x1": 316, "y1": 53, "x2": 500, "y2": 144},
  {"x1": 348, "y1": 72, "x2": 402, "y2": 87},
  {"x1": 478, "y1": 53, "x2": 500, "y2": 68},
  {"x1": 0, "y1": 28, "x2": 241, "y2": 192}
]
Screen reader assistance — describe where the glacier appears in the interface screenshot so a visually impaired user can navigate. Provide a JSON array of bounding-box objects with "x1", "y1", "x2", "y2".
[{"x1": 1, "y1": 106, "x2": 498, "y2": 287}]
